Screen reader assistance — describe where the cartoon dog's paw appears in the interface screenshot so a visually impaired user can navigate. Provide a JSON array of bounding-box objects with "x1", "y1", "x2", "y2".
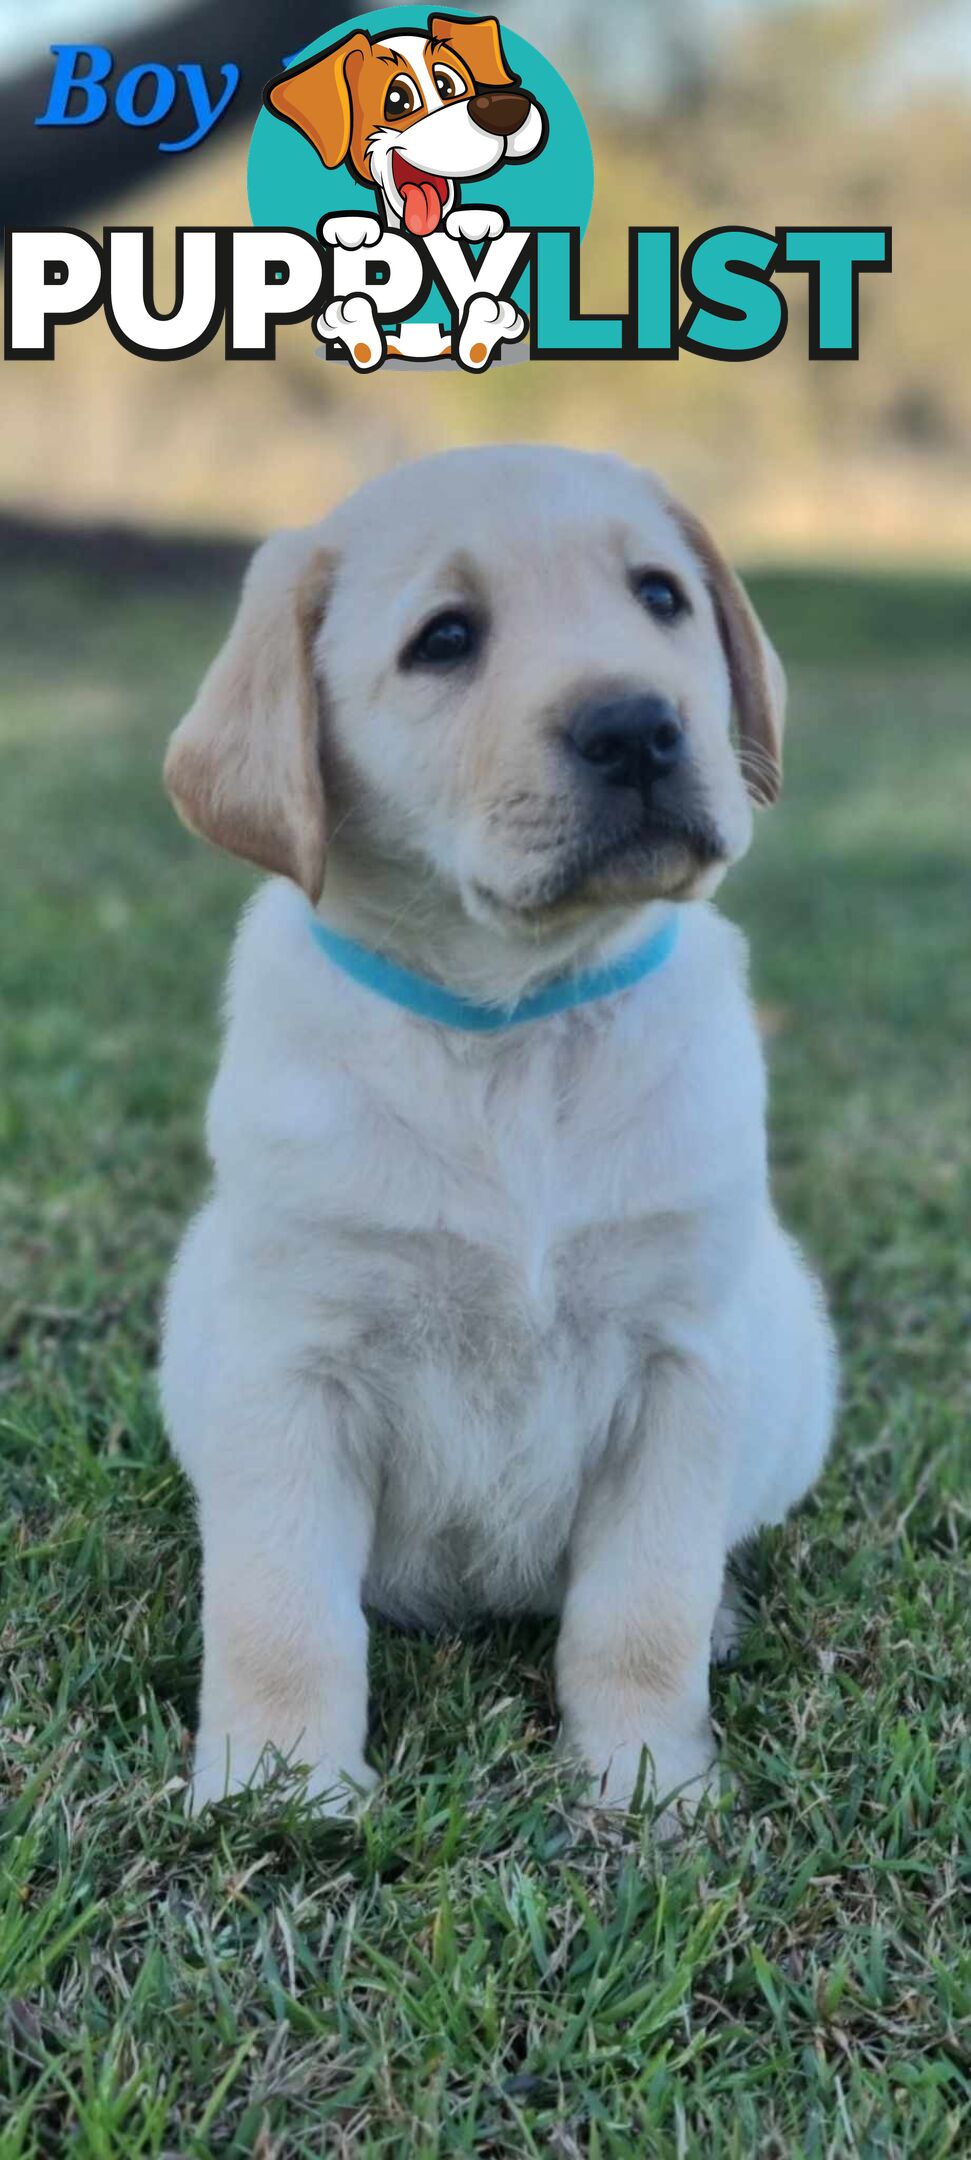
[
  {"x1": 457, "y1": 293, "x2": 527, "y2": 371},
  {"x1": 319, "y1": 213, "x2": 382, "y2": 250},
  {"x1": 316, "y1": 293, "x2": 385, "y2": 371},
  {"x1": 445, "y1": 206, "x2": 508, "y2": 244}
]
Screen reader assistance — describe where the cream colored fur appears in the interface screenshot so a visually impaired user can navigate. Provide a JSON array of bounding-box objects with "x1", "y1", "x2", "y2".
[{"x1": 161, "y1": 447, "x2": 836, "y2": 1828}]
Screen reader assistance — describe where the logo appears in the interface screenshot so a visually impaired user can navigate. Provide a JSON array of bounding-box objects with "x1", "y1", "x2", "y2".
[
  {"x1": 249, "y1": 9, "x2": 590, "y2": 371},
  {"x1": 5, "y1": 9, "x2": 891, "y2": 367}
]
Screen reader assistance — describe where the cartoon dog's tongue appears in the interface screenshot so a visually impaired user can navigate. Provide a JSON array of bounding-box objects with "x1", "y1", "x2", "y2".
[
  {"x1": 401, "y1": 180, "x2": 443, "y2": 236},
  {"x1": 393, "y1": 154, "x2": 449, "y2": 237}
]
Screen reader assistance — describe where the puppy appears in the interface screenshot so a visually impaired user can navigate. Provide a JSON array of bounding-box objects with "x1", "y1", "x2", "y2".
[
  {"x1": 265, "y1": 16, "x2": 545, "y2": 368},
  {"x1": 161, "y1": 446, "x2": 836, "y2": 1826}
]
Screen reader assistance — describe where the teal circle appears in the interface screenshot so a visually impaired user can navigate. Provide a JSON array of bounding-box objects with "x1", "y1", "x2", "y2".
[{"x1": 248, "y1": 7, "x2": 593, "y2": 240}]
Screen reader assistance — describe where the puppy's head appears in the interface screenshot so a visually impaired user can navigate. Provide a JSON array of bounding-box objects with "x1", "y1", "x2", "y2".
[
  {"x1": 265, "y1": 17, "x2": 546, "y2": 235},
  {"x1": 165, "y1": 449, "x2": 784, "y2": 942}
]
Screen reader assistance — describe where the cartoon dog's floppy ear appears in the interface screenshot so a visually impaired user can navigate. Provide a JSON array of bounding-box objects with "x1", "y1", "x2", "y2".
[
  {"x1": 673, "y1": 504, "x2": 787, "y2": 806},
  {"x1": 430, "y1": 14, "x2": 518, "y2": 89},
  {"x1": 164, "y1": 529, "x2": 333, "y2": 900},
  {"x1": 264, "y1": 33, "x2": 372, "y2": 168}
]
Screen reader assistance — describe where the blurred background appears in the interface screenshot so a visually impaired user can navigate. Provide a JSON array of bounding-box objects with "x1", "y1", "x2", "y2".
[{"x1": 1, "y1": 0, "x2": 970, "y2": 556}]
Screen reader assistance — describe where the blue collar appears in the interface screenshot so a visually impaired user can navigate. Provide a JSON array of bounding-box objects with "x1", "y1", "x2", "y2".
[{"x1": 308, "y1": 913, "x2": 679, "y2": 1032}]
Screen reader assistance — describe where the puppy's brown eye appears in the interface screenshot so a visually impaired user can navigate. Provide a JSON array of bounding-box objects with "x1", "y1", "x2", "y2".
[
  {"x1": 385, "y1": 76, "x2": 418, "y2": 120},
  {"x1": 434, "y1": 68, "x2": 463, "y2": 101},
  {"x1": 403, "y1": 610, "x2": 479, "y2": 668},
  {"x1": 633, "y1": 570, "x2": 688, "y2": 623}
]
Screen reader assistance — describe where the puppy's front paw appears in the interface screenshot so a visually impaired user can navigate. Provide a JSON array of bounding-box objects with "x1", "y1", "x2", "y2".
[
  {"x1": 445, "y1": 206, "x2": 507, "y2": 243},
  {"x1": 565, "y1": 1717, "x2": 721, "y2": 1834},
  {"x1": 316, "y1": 294, "x2": 385, "y2": 371},
  {"x1": 189, "y1": 1730, "x2": 377, "y2": 1817}
]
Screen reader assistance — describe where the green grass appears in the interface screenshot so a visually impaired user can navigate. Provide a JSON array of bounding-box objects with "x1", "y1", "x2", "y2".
[{"x1": 2, "y1": 554, "x2": 969, "y2": 2157}]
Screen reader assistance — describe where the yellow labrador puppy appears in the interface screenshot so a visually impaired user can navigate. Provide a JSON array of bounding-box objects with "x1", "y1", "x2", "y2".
[{"x1": 161, "y1": 446, "x2": 835, "y2": 1824}]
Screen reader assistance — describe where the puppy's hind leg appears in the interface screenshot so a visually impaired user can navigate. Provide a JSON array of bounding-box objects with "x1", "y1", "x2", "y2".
[{"x1": 731, "y1": 1226, "x2": 838, "y2": 1544}]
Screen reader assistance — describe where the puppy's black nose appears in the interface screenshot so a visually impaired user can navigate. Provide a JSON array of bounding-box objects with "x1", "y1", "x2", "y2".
[
  {"x1": 468, "y1": 89, "x2": 533, "y2": 136},
  {"x1": 568, "y1": 695, "x2": 685, "y2": 801}
]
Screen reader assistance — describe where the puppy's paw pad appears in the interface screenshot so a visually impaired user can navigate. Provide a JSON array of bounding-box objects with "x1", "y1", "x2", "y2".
[
  {"x1": 458, "y1": 294, "x2": 526, "y2": 370},
  {"x1": 445, "y1": 206, "x2": 507, "y2": 243},
  {"x1": 320, "y1": 213, "x2": 382, "y2": 250},
  {"x1": 317, "y1": 294, "x2": 384, "y2": 370}
]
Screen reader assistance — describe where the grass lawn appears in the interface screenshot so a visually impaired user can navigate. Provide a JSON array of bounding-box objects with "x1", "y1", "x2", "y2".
[{"x1": 1, "y1": 547, "x2": 969, "y2": 2156}]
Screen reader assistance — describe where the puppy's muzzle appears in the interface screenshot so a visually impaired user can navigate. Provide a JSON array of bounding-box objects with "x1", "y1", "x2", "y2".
[
  {"x1": 469, "y1": 89, "x2": 534, "y2": 136},
  {"x1": 566, "y1": 694, "x2": 686, "y2": 809}
]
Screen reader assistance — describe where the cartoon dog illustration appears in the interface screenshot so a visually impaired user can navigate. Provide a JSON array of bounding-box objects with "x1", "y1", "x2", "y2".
[{"x1": 265, "y1": 15, "x2": 547, "y2": 369}]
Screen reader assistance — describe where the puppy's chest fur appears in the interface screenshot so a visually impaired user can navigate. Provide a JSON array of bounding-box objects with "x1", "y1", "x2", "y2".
[
  {"x1": 332, "y1": 1201, "x2": 670, "y2": 1623},
  {"x1": 230, "y1": 1008, "x2": 740, "y2": 1624},
  {"x1": 207, "y1": 894, "x2": 762, "y2": 1623}
]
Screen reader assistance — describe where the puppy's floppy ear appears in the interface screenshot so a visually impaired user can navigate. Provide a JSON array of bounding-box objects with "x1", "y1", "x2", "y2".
[
  {"x1": 430, "y1": 14, "x2": 518, "y2": 88},
  {"x1": 673, "y1": 504, "x2": 787, "y2": 806},
  {"x1": 264, "y1": 33, "x2": 371, "y2": 168},
  {"x1": 164, "y1": 529, "x2": 333, "y2": 901}
]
